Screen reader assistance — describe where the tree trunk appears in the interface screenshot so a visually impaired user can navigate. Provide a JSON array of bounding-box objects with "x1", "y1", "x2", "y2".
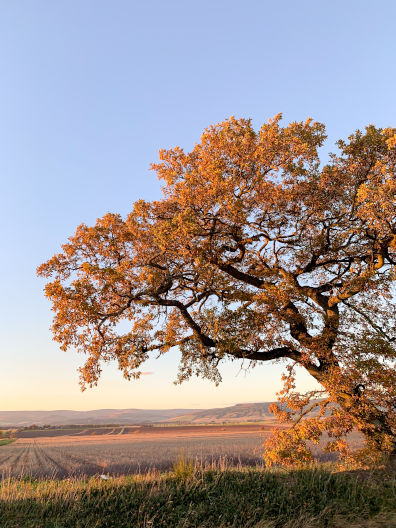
[{"x1": 306, "y1": 363, "x2": 396, "y2": 456}]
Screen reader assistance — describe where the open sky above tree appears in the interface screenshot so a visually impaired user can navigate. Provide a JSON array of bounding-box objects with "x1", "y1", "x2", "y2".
[{"x1": 2, "y1": 1, "x2": 396, "y2": 411}]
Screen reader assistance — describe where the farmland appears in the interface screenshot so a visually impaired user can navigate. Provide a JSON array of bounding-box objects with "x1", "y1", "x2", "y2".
[
  {"x1": 0, "y1": 424, "x2": 391, "y2": 527},
  {"x1": 0, "y1": 424, "x2": 272, "y2": 479},
  {"x1": 0, "y1": 424, "x2": 363, "y2": 480}
]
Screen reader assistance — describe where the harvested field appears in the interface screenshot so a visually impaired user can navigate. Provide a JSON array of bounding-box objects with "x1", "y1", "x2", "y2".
[
  {"x1": 0, "y1": 425, "x2": 363, "y2": 479},
  {"x1": 15, "y1": 426, "x2": 137, "y2": 438},
  {"x1": 15, "y1": 423, "x2": 273, "y2": 439},
  {"x1": 0, "y1": 425, "x2": 269, "y2": 479}
]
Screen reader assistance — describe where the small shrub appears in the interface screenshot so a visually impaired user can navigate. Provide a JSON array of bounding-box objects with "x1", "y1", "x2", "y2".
[{"x1": 172, "y1": 449, "x2": 194, "y2": 479}]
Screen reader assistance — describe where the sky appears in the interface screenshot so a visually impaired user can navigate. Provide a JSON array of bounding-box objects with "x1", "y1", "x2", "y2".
[{"x1": 1, "y1": 1, "x2": 395, "y2": 411}]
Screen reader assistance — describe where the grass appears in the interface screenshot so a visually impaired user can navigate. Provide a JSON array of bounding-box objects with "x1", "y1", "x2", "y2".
[
  {"x1": 172, "y1": 449, "x2": 194, "y2": 479},
  {"x1": 0, "y1": 439, "x2": 15, "y2": 447},
  {"x1": 0, "y1": 463, "x2": 395, "y2": 528}
]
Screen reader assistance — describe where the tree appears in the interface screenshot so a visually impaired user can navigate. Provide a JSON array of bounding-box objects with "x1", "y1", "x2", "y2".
[{"x1": 38, "y1": 115, "x2": 396, "y2": 465}]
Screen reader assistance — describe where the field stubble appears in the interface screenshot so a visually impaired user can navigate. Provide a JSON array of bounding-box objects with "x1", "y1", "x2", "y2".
[
  {"x1": 0, "y1": 425, "x2": 271, "y2": 479},
  {"x1": 0, "y1": 424, "x2": 363, "y2": 480}
]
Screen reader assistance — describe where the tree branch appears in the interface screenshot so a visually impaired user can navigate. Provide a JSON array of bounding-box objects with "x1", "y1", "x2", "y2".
[{"x1": 342, "y1": 300, "x2": 395, "y2": 342}]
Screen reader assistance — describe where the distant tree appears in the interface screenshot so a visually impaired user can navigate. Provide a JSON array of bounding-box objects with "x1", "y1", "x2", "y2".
[{"x1": 38, "y1": 115, "x2": 396, "y2": 466}]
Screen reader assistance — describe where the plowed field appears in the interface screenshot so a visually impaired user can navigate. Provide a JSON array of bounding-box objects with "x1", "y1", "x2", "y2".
[
  {"x1": 0, "y1": 425, "x2": 362, "y2": 479},
  {"x1": 0, "y1": 425, "x2": 271, "y2": 478}
]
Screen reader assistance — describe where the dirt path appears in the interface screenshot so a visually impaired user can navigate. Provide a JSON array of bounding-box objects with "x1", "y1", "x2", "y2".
[
  {"x1": 73, "y1": 429, "x2": 89, "y2": 436},
  {"x1": 105, "y1": 428, "x2": 115, "y2": 435}
]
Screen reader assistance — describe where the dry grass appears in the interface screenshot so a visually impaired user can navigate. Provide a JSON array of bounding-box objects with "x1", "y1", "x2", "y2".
[{"x1": 0, "y1": 462, "x2": 394, "y2": 527}]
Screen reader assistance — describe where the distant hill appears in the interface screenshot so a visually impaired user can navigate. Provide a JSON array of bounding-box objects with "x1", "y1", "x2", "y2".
[
  {"x1": 0, "y1": 402, "x2": 273, "y2": 427},
  {"x1": 0, "y1": 408, "x2": 199, "y2": 427},
  {"x1": 167, "y1": 403, "x2": 277, "y2": 424},
  {"x1": 0, "y1": 402, "x2": 301, "y2": 427}
]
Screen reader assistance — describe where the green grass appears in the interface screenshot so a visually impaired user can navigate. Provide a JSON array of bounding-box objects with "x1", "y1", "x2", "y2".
[
  {"x1": 0, "y1": 465, "x2": 395, "y2": 528},
  {"x1": 0, "y1": 438, "x2": 15, "y2": 446}
]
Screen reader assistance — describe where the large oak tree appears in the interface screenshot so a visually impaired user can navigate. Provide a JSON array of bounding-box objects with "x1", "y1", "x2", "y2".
[{"x1": 38, "y1": 116, "x2": 396, "y2": 465}]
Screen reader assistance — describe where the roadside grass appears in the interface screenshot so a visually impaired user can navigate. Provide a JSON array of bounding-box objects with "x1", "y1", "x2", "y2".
[
  {"x1": 0, "y1": 439, "x2": 15, "y2": 447},
  {"x1": 0, "y1": 463, "x2": 394, "y2": 528}
]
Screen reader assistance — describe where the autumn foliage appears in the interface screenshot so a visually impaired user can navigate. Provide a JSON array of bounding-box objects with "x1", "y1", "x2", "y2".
[{"x1": 38, "y1": 115, "x2": 396, "y2": 466}]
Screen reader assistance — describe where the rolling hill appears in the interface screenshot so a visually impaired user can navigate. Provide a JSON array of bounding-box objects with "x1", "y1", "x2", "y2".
[
  {"x1": 0, "y1": 408, "x2": 197, "y2": 427},
  {"x1": 166, "y1": 403, "x2": 277, "y2": 424},
  {"x1": 0, "y1": 403, "x2": 279, "y2": 427}
]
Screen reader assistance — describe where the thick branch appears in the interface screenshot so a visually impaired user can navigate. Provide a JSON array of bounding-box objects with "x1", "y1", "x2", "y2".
[
  {"x1": 211, "y1": 258, "x2": 268, "y2": 289},
  {"x1": 227, "y1": 346, "x2": 301, "y2": 362}
]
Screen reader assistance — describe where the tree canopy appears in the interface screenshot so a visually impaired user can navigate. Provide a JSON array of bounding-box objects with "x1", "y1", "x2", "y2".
[{"x1": 38, "y1": 115, "x2": 396, "y2": 466}]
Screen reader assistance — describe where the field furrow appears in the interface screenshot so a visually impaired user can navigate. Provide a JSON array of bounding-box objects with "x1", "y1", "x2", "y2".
[
  {"x1": 35, "y1": 444, "x2": 73, "y2": 478},
  {"x1": 0, "y1": 451, "x2": 18, "y2": 468},
  {"x1": 0, "y1": 444, "x2": 32, "y2": 477}
]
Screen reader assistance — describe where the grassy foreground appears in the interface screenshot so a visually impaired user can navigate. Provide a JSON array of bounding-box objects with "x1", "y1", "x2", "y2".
[{"x1": 0, "y1": 465, "x2": 395, "y2": 528}]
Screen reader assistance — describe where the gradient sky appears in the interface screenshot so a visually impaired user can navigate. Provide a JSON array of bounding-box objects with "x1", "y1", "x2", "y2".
[{"x1": 1, "y1": 1, "x2": 395, "y2": 411}]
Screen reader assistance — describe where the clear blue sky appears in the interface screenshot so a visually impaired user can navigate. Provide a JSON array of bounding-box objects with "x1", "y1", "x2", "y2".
[{"x1": 1, "y1": 1, "x2": 395, "y2": 410}]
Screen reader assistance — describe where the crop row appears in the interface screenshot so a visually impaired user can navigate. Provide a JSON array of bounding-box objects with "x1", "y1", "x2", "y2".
[{"x1": 0, "y1": 435, "x2": 265, "y2": 479}]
